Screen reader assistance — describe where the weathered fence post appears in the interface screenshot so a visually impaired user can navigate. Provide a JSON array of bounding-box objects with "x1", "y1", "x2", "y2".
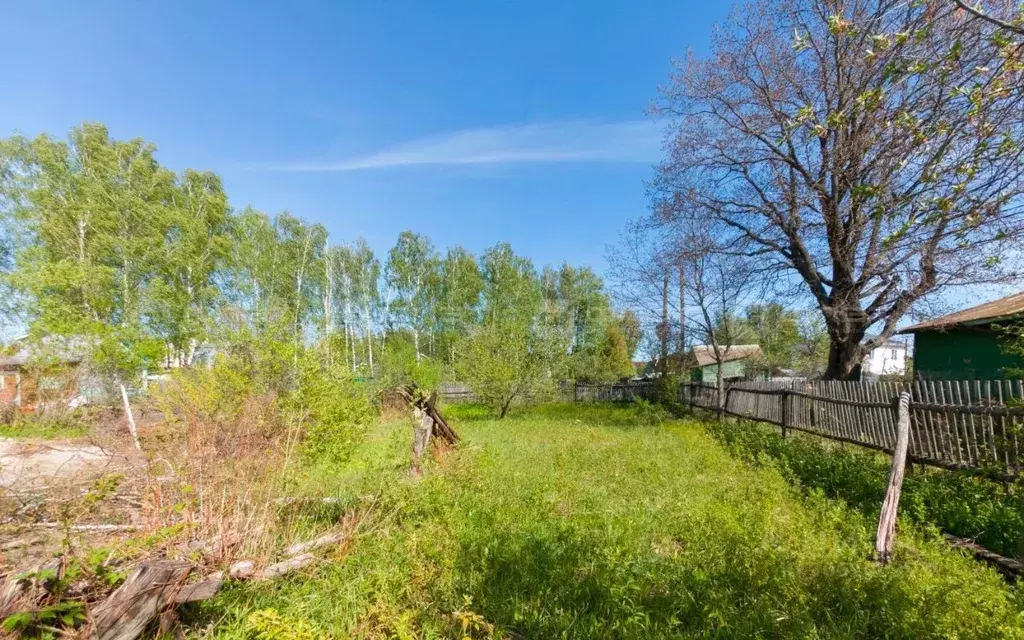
[
  {"x1": 875, "y1": 392, "x2": 911, "y2": 563},
  {"x1": 780, "y1": 390, "x2": 789, "y2": 438}
]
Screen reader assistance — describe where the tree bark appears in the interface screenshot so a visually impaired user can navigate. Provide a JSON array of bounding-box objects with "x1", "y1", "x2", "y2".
[
  {"x1": 659, "y1": 274, "x2": 669, "y2": 375},
  {"x1": 716, "y1": 360, "x2": 725, "y2": 415},
  {"x1": 677, "y1": 260, "x2": 686, "y2": 375},
  {"x1": 823, "y1": 311, "x2": 868, "y2": 380}
]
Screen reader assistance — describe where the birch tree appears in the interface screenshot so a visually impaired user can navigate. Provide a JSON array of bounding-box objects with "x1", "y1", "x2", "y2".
[
  {"x1": 385, "y1": 231, "x2": 438, "y2": 361},
  {"x1": 150, "y1": 170, "x2": 230, "y2": 367},
  {"x1": 437, "y1": 246, "x2": 482, "y2": 365},
  {"x1": 347, "y1": 238, "x2": 381, "y2": 374}
]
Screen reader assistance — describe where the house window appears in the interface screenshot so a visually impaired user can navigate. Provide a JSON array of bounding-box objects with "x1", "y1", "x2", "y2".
[{"x1": 891, "y1": 349, "x2": 897, "y2": 359}]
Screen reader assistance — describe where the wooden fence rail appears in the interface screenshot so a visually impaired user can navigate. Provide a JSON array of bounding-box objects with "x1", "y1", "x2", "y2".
[
  {"x1": 683, "y1": 379, "x2": 1023, "y2": 479},
  {"x1": 439, "y1": 378, "x2": 1023, "y2": 478}
]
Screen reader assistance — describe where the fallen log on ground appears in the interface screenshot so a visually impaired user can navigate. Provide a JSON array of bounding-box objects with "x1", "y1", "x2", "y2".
[
  {"x1": 0, "y1": 525, "x2": 356, "y2": 640},
  {"x1": 944, "y1": 534, "x2": 1023, "y2": 578}
]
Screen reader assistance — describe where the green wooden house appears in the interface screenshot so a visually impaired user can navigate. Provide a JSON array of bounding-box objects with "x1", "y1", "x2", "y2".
[
  {"x1": 688, "y1": 344, "x2": 764, "y2": 385},
  {"x1": 899, "y1": 292, "x2": 1024, "y2": 380}
]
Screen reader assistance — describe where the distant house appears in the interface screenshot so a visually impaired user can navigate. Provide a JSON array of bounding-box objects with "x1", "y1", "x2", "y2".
[
  {"x1": 898, "y1": 292, "x2": 1024, "y2": 380},
  {"x1": 0, "y1": 335, "x2": 106, "y2": 411},
  {"x1": 687, "y1": 344, "x2": 764, "y2": 385},
  {"x1": 861, "y1": 338, "x2": 909, "y2": 378}
]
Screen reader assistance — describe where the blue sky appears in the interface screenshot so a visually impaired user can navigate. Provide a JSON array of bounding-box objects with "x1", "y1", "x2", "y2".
[{"x1": 0, "y1": 1, "x2": 732, "y2": 275}]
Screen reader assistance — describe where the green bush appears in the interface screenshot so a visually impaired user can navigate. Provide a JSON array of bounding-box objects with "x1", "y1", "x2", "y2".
[
  {"x1": 0, "y1": 413, "x2": 89, "y2": 439},
  {"x1": 705, "y1": 418, "x2": 1024, "y2": 558},
  {"x1": 291, "y1": 354, "x2": 374, "y2": 466}
]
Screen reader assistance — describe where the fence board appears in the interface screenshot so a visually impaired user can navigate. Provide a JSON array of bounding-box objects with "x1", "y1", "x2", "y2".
[{"x1": 551, "y1": 378, "x2": 1022, "y2": 479}]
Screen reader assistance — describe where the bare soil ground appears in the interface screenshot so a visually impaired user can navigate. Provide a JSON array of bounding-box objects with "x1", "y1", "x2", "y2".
[{"x1": 0, "y1": 438, "x2": 128, "y2": 489}]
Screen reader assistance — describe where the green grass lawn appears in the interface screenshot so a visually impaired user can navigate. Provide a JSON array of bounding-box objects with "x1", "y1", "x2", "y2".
[{"x1": 196, "y1": 404, "x2": 1024, "y2": 639}]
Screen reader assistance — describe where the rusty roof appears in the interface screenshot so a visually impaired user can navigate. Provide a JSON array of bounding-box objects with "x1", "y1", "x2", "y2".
[
  {"x1": 690, "y1": 344, "x2": 763, "y2": 367},
  {"x1": 899, "y1": 291, "x2": 1024, "y2": 333}
]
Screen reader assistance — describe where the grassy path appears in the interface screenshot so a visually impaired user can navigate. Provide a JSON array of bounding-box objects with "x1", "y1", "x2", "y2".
[{"x1": 200, "y1": 405, "x2": 1024, "y2": 639}]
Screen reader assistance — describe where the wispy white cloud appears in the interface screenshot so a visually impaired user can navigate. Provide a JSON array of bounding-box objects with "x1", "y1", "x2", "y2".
[{"x1": 256, "y1": 120, "x2": 662, "y2": 172}]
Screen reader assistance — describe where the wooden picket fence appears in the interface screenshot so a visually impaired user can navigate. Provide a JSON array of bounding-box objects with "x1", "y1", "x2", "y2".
[
  {"x1": 440, "y1": 378, "x2": 1023, "y2": 478},
  {"x1": 682, "y1": 379, "x2": 1023, "y2": 480}
]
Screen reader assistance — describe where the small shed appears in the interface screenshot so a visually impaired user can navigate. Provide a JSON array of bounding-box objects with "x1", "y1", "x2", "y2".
[
  {"x1": 898, "y1": 292, "x2": 1024, "y2": 380},
  {"x1": 687, "y1": 344, "x2": 764, "y2": 385},
  {"x1": 0, "y1": 335, "x2": 102, "y2": 411}
]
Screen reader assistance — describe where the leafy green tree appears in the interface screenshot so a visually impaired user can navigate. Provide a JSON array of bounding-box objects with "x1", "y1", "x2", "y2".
[
  {"x1": 386, "y1": 231, "x2": 439, "y2": 361},
  {"x1": 347, "y1": 239, "x2": 381, "y2": 374},
  {"x1": 743, "y1": 304, "x2": 800, "y2": 372},
  {"x1": 589, "y1": 322, "x2": 635, "y2": 383},
  {"x1": 458, "y1": 243, "x2": 566, "y2": 417},
  {"x1": 437, "y1": 246, "x2": 482, "y2": 365},
  {"x1": 0, "y1": 123, "x2": 175, "y2": 445},
  {"x1": 457, "y1": 321, "x2": 564, "y2": 418},
  {"x1": 481, "y1": 242, "x2": 541, "y2": 326},
  {"x1": 149, "y1": 170, "x2": 231, "y2": 367},
  {"x1": 617, "y1": 310, "x2": 643, "y2": 360}
]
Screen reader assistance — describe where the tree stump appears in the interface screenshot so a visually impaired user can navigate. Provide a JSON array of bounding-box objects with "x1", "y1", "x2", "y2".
[{"x1": 90, "y1": 560, "x2": 192, "y2": 640}]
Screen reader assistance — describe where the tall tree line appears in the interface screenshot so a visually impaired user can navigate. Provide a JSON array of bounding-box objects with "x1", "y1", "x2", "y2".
[{"x1": 0, "y1": 123, "x2": 638, "y2": 387}]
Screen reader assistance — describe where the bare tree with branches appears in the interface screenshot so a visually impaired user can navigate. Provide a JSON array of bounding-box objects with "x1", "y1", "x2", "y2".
[
  {"x1": 652, "y1": 0, "x2": 1024, "y2": 379},
  {"x1": 679, "y1": 225, "x2": 760, "y2": 410}
]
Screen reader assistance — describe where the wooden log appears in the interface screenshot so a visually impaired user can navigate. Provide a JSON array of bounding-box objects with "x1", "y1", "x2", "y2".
[
  {"x1": 260, "y1": 553, "x2": 315, "y2": 579},
  {"x1": 876, "y1": 392, "x2": 911, "y2": 564},
  {"x1": 174, "y1": 573, "x2": 224, "y2": 604},
  {"x1": 90, "y1": 560, "x2": 191, "y2": 640},
  {"x1": 943, "y1": 534, "x2": 1024, "y2": 577},
  {"x1": 27, "y1": 523, "x2": 142, "y2": 532},
  {"x1": 283, "y1": 530, "x2": 348, "y2": 557}
]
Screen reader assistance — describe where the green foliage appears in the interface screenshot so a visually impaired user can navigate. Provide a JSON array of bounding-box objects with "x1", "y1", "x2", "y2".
[
  {"x1": 589, "y1": 322, "x2": 635, "y2": 382},
  {"x1": 706, "y1": 418, "x2": 1024, "y2": 558},
  {"x1": 198, "y1": 405, "x2": 1024, "y2": 639},
  {"x1": 617, "y1": 309, "x2": 643, "y2": 360},
  {"x1": 0, "y1": 413, "x2": 88, "y2": 439},
  {"x1": 377, "y1": 333, "x2": 445, "y2": 392},
  {"x1": 385, "y1": 231, "x2": 439, "y2": 358},
  {"x1": 714, "y1": 303, "x2": 800, "y2": 371},
  {"x1": 246, "y1": 609, "x2": 322, "y2": 640},
  {"x1": 456, "y1": 321, "x2": 563, "y2": 418},
  {"x1": 1, "y1": 601, "x2": 86, "y2": 638},
  {"x1": 650, "y1": 374, "x2": 682, "y2": 409},
  {"x1": 291, "y1": 354, "x2": 374, "y2": 466},
  {"x1": 632, "y1": 398, "x2": 671, "y2": 426}
]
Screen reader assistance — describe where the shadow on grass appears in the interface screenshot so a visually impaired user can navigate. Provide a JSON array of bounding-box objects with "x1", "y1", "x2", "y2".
[{"x1": 705, "y1": 417, "x2": 1024, "y2": 560}]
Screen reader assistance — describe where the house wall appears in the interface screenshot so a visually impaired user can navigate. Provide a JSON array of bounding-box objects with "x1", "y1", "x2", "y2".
[
  {"x1": 913, "y1": 327, "x2": 1024, "y2": 380},
  {"x1": 696, "y1": 360, "x2": 747, "y2": 385},
  {"x1": 864, "y1": 344, "x2": 908, "y2": 376},
  {"x1": 0, "y1": 373, "x2": 16, "y2": 405}
]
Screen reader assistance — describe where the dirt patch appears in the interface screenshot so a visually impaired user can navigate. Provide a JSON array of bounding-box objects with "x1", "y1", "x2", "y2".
[{"x1": 0, "y1": 438, "x2": 129, "y2": 489}]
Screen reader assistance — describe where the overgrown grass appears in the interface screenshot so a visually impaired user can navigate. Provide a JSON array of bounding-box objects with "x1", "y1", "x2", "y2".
[
  {"x1": 191, "y1": 404, "x2": 1024, "y2": 639},
  {"x1": 705, "y1": 416, "x2": 1024, "y2": 559},
  {"x1": 0, "y1": 414, "x2": 89, "y2": 439}
]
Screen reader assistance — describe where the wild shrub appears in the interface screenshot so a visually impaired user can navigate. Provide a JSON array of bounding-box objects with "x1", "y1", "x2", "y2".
[
  {"x1": 649, "y1": 374, "x2": 682, "y2": 411},
  {"x1": 706, "y1": 418, "x2": 1024, "y2": 558},
  {"x1": 150, "y1": 347, "x2": 373, "y2": 560},
  {"x1": 633, "y1": 399, "x2": 670, "y2": 426},
  {"x1": 290, "y1": 355, "x2": 374, "y2": 466}
]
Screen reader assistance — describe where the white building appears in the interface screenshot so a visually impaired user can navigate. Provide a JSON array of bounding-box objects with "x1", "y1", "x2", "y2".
[{"x1": 862, "y1": 339, "x2": 909, "y2": 377}]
